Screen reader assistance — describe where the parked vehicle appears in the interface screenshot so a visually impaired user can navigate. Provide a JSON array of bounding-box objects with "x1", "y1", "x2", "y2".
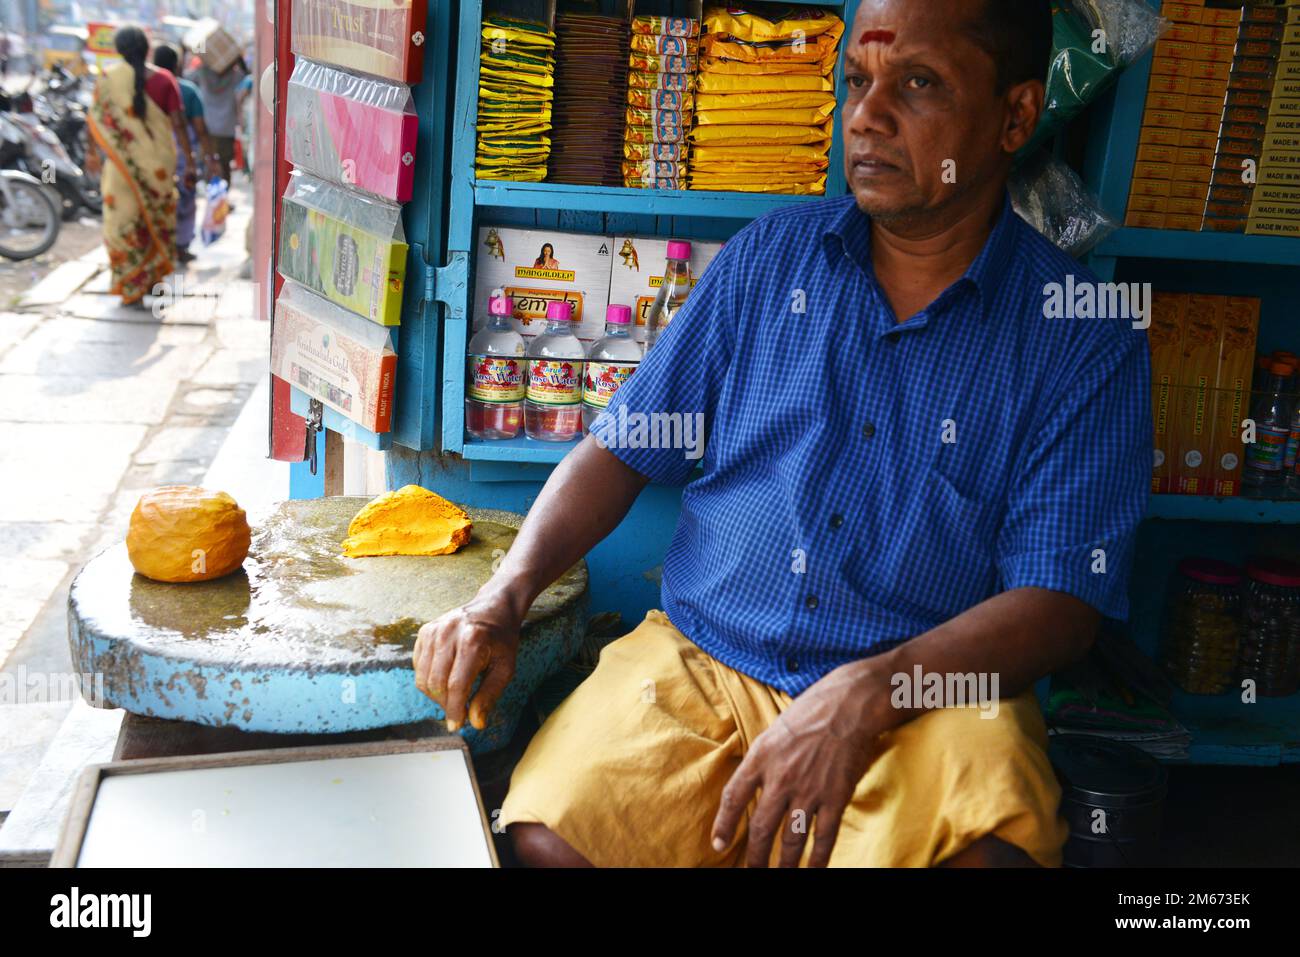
[
  {"x1": 1, "y1": 90, "x2": 99, "y2": 220},
  {"x1": 0, "y1": 163, "x2": 61, "y2": 261}
]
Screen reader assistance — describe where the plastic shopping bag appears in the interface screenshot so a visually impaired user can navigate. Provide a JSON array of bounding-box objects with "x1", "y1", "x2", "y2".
[{"x1": 201, "y1": 177, "x2": 230, "y2": 246}]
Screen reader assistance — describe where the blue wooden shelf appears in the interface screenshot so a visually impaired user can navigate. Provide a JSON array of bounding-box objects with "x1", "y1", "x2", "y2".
[
  {"x1": 1147, "y1": 495, "x2": 1300, "y2": 524},
  {"x1": 473, "y1": 179, "x2": 826, "y2": 220},
  {"x1": 1094, "y1": 227, "x2": 1300, "y2": 267},
  {"x1": 462, "y1": 434, "x2": 577, "y2": 463},
  {"x1": 1170, "y1": 691, "x2": 1300, "y2": 766}
]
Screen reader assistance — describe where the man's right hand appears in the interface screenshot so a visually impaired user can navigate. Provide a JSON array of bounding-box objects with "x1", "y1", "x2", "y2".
[{"x1": 413, "y1": 592, "x2": 522, "y2": 732}]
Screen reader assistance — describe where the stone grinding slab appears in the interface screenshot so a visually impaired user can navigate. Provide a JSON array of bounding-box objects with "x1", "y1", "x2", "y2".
[{"x1": 68, "y1": 497, "x2": 589, "y2": 752}]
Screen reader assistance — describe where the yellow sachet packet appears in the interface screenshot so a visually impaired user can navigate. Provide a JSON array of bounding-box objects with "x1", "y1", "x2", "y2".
[
  {"x1": 689, "y1": 174, "x2": 826, "y2": 193},
  {"x1": 698, "y1": 56, "x2": 829, "y2": 76},
  {"x1": 477, "y1": 166, "x2": 548, "y2": 182},
  {"x1": 692, "y1": 143, "x2": 830, "y2": 163},
  {"x1": 691, "y1": 160, "x2": 827, "y2": 174},
  {"x1": 628, "y1": 88, "x2": 695, "y2": 111},
  {"x1": 696, "y1": 91, "x2": 836, "y2": 111},
  {"x1": 632, "y1": 15, "x2": 700, "y2": 38},
  {"x1": 690, "y1": 120, "x2": 832, "y2": 145},
  {"x1": 630, "y1": 33, "x2": 699, "y2": 56},
  {"x1": 479, "y1": 65, "x2": 555, "y2": 88},
  {"x1": 624, "y1": 141, "x2": 687, "y2": 162},
  {"x1": 695, "y1": 104, "x2": 835, "y2": 125},
  {"x1": 697, "y1": 72, "x2": 833, "y2": 94},
  {"x1": 703, "y1": 7, "x2": 844, "y2": 44},
  {"x1": 701, "y1": 33, "x2": 841, "y2": 68},
  {"x1": 627, "y1": 70, "x2": 696, "y2": 91}
]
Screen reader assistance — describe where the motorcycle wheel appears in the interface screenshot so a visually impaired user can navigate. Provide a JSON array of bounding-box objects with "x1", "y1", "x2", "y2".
[{"x1": 0, "y1": 177, "x2": 61, "y2": 260}]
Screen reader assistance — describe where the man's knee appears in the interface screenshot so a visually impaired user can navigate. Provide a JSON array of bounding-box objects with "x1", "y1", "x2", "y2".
[{"x1": 510, "y1": 822, "x2": 593, "y2": 868}]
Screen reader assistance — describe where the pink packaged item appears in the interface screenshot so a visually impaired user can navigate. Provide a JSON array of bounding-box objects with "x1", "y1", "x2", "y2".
[{"x1": 285, "y1": 58, "x2": 418, "y2": 202}]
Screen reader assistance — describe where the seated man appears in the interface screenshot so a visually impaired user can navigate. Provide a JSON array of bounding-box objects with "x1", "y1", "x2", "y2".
[{"x1": 413, "y1": 0, "x2": 1150, "y2": 867}]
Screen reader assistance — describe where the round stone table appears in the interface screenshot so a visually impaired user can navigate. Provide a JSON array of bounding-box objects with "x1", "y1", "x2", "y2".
[{"x1": 68, "y1": 497, "x2": 589, "y2": 753}]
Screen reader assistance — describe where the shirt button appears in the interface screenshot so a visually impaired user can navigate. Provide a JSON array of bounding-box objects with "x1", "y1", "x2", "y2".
[
  {"x1": 862, "y1": 422, "x2": 876, "y2": 439},
  {"x1": 884, "y1": 332, "x2": 900, "y2": 345},
  {"x1": 829, "y1": 513, "x2": 844, "y2": 529},
  {"x1": 805, "y1": 595, "x2": 819, "y2": 610},
  {"x1": 785, "y1": 656, "x2": 800, "y2": 674}
]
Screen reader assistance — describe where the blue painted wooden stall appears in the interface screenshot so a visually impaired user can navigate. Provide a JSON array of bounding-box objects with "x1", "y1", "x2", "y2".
[{"x1": 286, "y1": 0, "x2": 1300, "y2": 765}]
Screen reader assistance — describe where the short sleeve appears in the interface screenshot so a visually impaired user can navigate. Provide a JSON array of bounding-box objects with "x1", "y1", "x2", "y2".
[
  {"x1": 590, "y1": 233, "x2": 742, "y2": 486},
  {"x1": 147, "y1": 70, "x2": 181, "y2": 114},
  {"x1": 995, "y1": 328, "x2": 1152, "y2": 619}
]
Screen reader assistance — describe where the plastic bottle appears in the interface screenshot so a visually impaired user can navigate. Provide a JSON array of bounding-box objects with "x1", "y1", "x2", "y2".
[
  {"x1": 583, "y1": 304, "x2": 642, "y2": 433},
  {"x1": 643, "y1": 240, "x2": 692, "y2": 351},
  {"x1": 1244, "y1": 360, "x2": 1296, "y2": 491},
  {"x1": 524, "y1": 300, "x2": 586, "y2": 442},
  {"x1": 465, "y1": 289, "x2": 526, "y2": 440},
  {"x1": 1286, "y1": 399, "x2": 1300, "y2": 497}
]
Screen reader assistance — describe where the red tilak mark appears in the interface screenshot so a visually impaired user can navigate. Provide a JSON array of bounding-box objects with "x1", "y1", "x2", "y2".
[{"x1": 859, "y1": 29, "x2": 896, "y2": 45}]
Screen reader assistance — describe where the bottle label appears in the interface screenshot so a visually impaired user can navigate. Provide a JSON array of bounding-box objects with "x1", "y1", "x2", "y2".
[
  {"x1": 1247, "y1": 426, "x2": 1289, "y2": 472},
  {"x1": 526, "y1": 358, "x2": 583, "y2": 406},
  {"x1": 1285, "y1": 428, "x2": 1300, "y2": 471},
  {"x1": 582, "y1": 360, "x2": 638, "y2": 409},
  {"x1": 468, "y1": 354, "x2": 525, "y2": 403}
]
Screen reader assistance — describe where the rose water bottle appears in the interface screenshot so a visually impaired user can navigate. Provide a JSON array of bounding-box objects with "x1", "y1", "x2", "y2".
[
  {"x1": 525, "y1": 300, "x2": 586, "y2": 442},
  {"x1": 465, "y1": 289, "x2": 526, "y2": 440},
  {"x1": 583, "y1": 304, "x2": 642, "y2": 433},
  {"x1": 643, "y1": 240, "x2": 692, "y2": 350}
]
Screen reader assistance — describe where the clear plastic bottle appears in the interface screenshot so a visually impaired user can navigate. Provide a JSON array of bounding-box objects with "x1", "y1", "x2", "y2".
[
  {"x1": 465, "y1": 289, "x2": 526, "y2": 440},
  {"x1": 583, "y1": 304, "x2": 642, "y2": 433},
  {"x1": 643, "y1": 240, "x2": 692, "y2": 351},
  {"x1": 1244, "y1": 360, "x2": 1296, "y2": 492},
  {"x1": 1286, "y1": 395, "x2": 1300, "y2": 497},
  {"x1": 524, "y1": 300, "x2": 586, "y2": 442}
]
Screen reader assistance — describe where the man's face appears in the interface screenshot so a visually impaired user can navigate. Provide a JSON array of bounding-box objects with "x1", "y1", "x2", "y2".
[{"x1": 842, "y1": 0, "x2": 1040, "y2": 224}]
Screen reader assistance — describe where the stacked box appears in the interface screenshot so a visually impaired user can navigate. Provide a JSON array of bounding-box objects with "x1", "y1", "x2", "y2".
[
  {"x1": 1247, "y1": 2, "x2": 1300, "y2": 234},
  {"x1": 1205, "y1": 4, "x2": 1285, "y2": 232},
  {"x1": 1126, "y1": 0, "x2": 1240, "y2": 230},
  {"x1": 1148, "y1": 292, "x2": 1188, "y2": 494},
  {"x1": 1210, "y1": 296, "x2": 1262, "y2": 495},
  {"x1": 688, "y1": 6, "x2": 840, "y2": 195},
  {"x1": 623, "y1": 16, "x2": 699, "y2": 189},
  {"x1": 548, "y1": 14, "x2": 630, "y2": 187}
]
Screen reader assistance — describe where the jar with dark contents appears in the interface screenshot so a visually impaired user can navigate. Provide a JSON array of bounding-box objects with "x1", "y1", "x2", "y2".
[
  {"x1": 1237, "y1": 558, "x2": 1300, "y2": 698},
  {"x1": 1161, "y1": 559, "x2": 1243, "y2": 695}
]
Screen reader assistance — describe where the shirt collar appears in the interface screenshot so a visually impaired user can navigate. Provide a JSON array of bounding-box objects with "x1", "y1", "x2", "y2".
[{"x1": 822, "y1": 190, "x2": 1020, "y2": 315}]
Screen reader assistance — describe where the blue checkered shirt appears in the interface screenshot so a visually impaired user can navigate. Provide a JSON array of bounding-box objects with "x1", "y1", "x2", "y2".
[{"x1": 592, "y1": 192, "x2": 1152, "y2": 695}]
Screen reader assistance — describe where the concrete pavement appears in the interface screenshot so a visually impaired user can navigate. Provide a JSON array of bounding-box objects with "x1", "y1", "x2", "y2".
[{"x1": 0, "y1": 180, "x2": 288, "y2": 826}]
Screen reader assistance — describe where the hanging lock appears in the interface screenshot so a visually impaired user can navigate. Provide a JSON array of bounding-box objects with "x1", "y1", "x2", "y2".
[{"x1": 305, "y1": 399, "x2": 324, "y2": 476}]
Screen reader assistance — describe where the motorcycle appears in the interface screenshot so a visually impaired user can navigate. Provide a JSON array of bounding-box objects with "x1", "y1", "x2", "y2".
[
  {"x1": 0, "y1": 159, "x2": 61, "y2": 261},
  {"x1": 39, "y1": 66, "x2": 95, "y2": 181},
  {"x1": 4, "y1": 88, "x2": 100, "y2": 220}
]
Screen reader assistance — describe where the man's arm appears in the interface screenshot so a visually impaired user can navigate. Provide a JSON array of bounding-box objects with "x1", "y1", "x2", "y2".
[{"x1": 413, "y1": 437, "x2": 648, "y2": 730}]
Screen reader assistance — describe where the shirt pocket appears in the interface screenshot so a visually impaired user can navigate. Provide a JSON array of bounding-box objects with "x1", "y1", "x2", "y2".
[{"x1": 870, "y1": 471, "x2": 1002, "y2": 623}]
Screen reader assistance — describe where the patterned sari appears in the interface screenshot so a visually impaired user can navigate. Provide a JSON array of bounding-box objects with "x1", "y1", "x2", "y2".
[{"x1": 88, "y1": 62, "x2": 177, "y2": 304}]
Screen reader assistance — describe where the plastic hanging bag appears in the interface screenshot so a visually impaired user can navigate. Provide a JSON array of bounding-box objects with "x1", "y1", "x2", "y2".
[
  {"x1": 200, "y1": 177, "x2": 230, "y2": 246},
  {"x1": 1010, "y1": 151, "x2": 1117, "y2": 257},
  {"x1": 1019, "y1": 0, "x2": 1167, "y2": 159}
]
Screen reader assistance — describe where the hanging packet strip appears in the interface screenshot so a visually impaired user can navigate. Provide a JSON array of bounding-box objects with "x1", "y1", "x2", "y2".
[
  {"x1": 691, "y1": 143, "x2": 829, "y2": 163},
  {"x1": 700, "y1": 33, "x2": 841, "y2": 69},
  {"x1": 696, "y1": 91, "x2": 835, "y2": 111},
  {"x1": 291, "y1": 0, "x2": 426, "y2": 84},
  {"x1": 626, "y1": 105, "x2": 693, "y2": 128},
  {"x1": 624, "y1": 141, "x2": 686, "y2": 162},
  {"x1": 277, "y1": 170, "x2": 408, "y2": 327},
  {"x1": 629, "y1": 52, "x2": 696, "y2": 74},
  {"x1": 482, "y1": 16, "x2": 556, "y2": 47},
  {"x1": 632, "y1": 16, "x2": 700, "y2": 38},
  {"x1": 703, "y1": 6, "x2": 844, "y2": 43},
  {"x1": 625, "y1": 123, "x2": 688, "y2": 145},
  {"x1": 698, "y1": 56, "x2": 828, "y2": 76},
  {"x1": 695, "y1": 104, "x2": 835, "y2": 125},
  {"x1": 690, "y1": 121, "x2": 832, "y2": 145},
  {"x1": 627, "y1": 70, "x2": 695, "y2": 91},
  {"x1": 689, "y1": 176, "x2": 826, "y2": 194},
  {"x1": 285, "y1": 59, "x2": 418, "y2": 203},
  {"x1": 628, "y1": 88, "x2": 695, "y2": 111},
  {"x1": 272, "y1": 280, "x2": 398, "y2": 434},
  {"x1": 630, "y1": 33, "x2": 699, "y2": 56}
]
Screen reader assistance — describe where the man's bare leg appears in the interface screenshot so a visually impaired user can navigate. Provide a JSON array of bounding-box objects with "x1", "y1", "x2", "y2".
[
  {"x1": 938, "y1": 834, "x2": 1042, "y2": 868},
  {"x1": 511, "y1": 822, "x2": 594, "y2": 867}
]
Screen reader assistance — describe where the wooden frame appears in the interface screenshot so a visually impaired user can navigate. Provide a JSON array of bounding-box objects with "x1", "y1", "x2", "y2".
[{"x1": 51, "y1": 737, "x2": 500, "y2": 868}]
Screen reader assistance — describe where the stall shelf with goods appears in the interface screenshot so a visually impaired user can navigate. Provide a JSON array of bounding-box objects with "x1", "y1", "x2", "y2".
[{"x1": 1083, "y1": 0, "x2": 1300, "y2": 765}]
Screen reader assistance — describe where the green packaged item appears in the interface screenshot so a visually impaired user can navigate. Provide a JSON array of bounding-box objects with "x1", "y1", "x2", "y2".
[{"x1": 277, "y1": 171, "x2": 408, "y2": 327}]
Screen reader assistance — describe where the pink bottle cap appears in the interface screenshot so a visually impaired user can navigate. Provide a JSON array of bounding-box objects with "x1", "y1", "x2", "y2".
[
  {"x1": 1178, "y1": 558, "x2": 1243, "y2": 586},
  {"x1": 666, "y1": 240, "x2": 692, "y2": 260},
  {"x1": 546, "y1": 300, "x2": 573, "y2": 321},
  {"x1": 606, "y1": 304, "x2": 632, "y2": 324},
  {"x1": 488, "y1": 293, "x2": 513, "y2": 316}
]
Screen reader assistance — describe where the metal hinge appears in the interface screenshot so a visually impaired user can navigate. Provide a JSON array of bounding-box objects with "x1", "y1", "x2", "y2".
[{"x1": 413, "y1": 243, "x2": 469, "y2": 322}]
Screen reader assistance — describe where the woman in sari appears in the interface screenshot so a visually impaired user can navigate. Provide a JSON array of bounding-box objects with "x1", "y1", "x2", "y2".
[{"x1": 87, "y1": 26, "x2": 194, "y2": 307}]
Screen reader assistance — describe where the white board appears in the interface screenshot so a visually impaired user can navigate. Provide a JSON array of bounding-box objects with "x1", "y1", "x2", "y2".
[{"x1": 75, "y1": 750, "x2": 494, "y2": 867}]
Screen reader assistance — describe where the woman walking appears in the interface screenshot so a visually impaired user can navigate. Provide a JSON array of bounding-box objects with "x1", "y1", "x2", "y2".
[{"x1": 87, "y1": 26, "x2": 193, "y2": 306}]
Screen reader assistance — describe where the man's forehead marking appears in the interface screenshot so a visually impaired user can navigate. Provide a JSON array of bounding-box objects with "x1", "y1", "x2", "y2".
[{"x1": 859, "y1": 29, "x2": 897, "y2": 45}]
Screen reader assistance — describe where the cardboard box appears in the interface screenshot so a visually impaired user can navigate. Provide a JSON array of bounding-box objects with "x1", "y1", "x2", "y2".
[
  {"x1": 1182, "y1": 111, "x2": 1223, "y2": 132},
  {"x1": 1202, "y1": 6, "x2": 1244, "y2": 28},
  {"x1": 1126, "y1": 210, "x2": 1166, "y2": 229},
  {"x1": 608, "y1": 235, "x2": 723, "y2": 343},
  {"x1": 1142, "y1": 126, "x2": 1183, "y2": 146},
  {"x1": 271, "y1": 281, "x2": 398, "y2": 433},
  {"x1": 1174, "y1": 162, "x2": 1213, "y2": 184},
  {"x1": 1180, "y1": 128, "x2": 1219, "y2": 149},
  {"x1": 1131, "y1": 177, "x2": 1174, "y2": 197},
  {"x1": 472, "y1": 226, "x2": 614, "y2": 342},
  {"x1": 1170, "y1": 178, "x2": 1210, "y2": 199},
  {"x1": 1147, "y1": 91, "x2": 1189, "y2": 113},
  {"x1": 1247, "y1": 217, "x2": 1300, "y2": 235},
  {"x1": 1203, "y1": 215, "x2": 1248, "y2": 232},
  {"x1": 1173, "y1": 294, "x2": 1226, "y2": 495},
  {"x1": 185, "y1": 18, "x2": 241, "y2": 73},
  {"x1": 1128, "y1": 194, "x2": 1168, "y2": 213},
  {"x1": 1148, "y1": 292, "x2": 1188, "y2": 495},
  {"x1": 1168, "y1": 196, "x2": 1208, "y2": 216},
  {"x1": 1177, "y1": 147, "x2": 1215, "y2": 167},
  {"x1": 1150, "y1": 73, "x2": 1192, "y2": 96},
  {"x1": 1143, "y1": 107, "x2": 1185, "y2": 129},
  {"x1": 1134, "y1": 160, "x2": 1176, "y2": 180},
  {"x1": 1210, "y1": 297, "x2": 1261, "y2": 496},
  {"x1": 1162, "y1": 3, "x2": 1203, "y2": 25},
  {"x1": 1138, "y1": 143, "x2": 1179, "y2": 165},
  {"x1": 1166, "y1": 212, "x2": 1205, "y2": 230}
]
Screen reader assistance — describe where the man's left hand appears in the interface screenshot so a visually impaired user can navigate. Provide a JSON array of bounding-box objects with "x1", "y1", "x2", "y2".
[{"x1": 710, "y1": 660, "x2": 888, "y2": 867}]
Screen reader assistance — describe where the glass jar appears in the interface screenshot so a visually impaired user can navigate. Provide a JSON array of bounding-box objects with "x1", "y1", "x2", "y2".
[
  {"x1": 1237, "y1": 558, "x2": 1300, "y2": 698},
  {"x1": 1161, "y1": 558, "x2": 1243, "y2": 695}
]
